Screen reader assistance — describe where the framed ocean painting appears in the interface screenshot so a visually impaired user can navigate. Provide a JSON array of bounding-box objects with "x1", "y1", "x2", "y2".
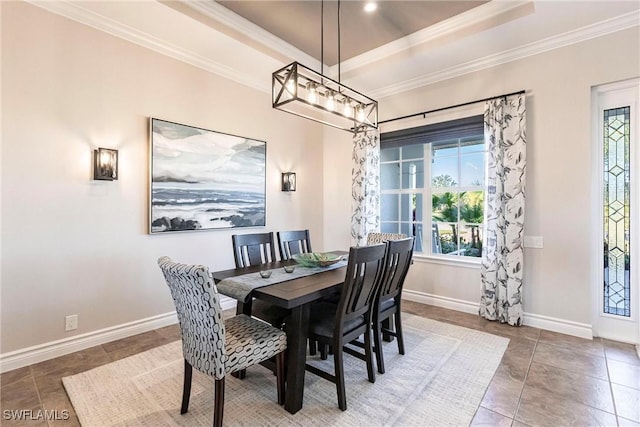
[{"x1": 149, "y1": 118, "x2": 266, "y2": 233}]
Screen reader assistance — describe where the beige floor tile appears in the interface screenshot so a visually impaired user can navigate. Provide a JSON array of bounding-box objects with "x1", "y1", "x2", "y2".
[
  {"x1": 1, "y1": 366, "x2": 32, "y2": 387},
  {"x1": 516, "y1": 383, "x2": 618, "y2": 426},
  {"x1": 482, "y1": 320, "x2": 541, "y2": 341},
  {"x1": 479, "y1": 365, "x2": 524, "y2": 418},
  {"x1": 604, "y1": 340, "x2": 640, "y2": 366},
  {"x1": 500, "y1": 337, "x2": 536, "y2": 381},
  {"x1": 101, "y1": 330, "x2": 170, "y2": 361},
  {"x1": 611, "y1": 383, "x2": 640, "y2": 422},
  {"x1": 471, "y1": 406, "x2": 513, "y2": 427},
  {"x1": 539, "y1": 330, "x2": 604, "y2": 358},
  {"x1": 29, "y1": 346, "x2": 111, "y2": 378},
  {"x1": 533, "y1": 341, "x2": 608, "y2": 380},
  {"x1": 608, "y1": 358, "x2": 640, "y2": 389},
  {"x1": 525, "y1": 362, "x2": 614, "y2": 413},
  {"x1": 154, "y1": 323, "x2": 182, "y2": 341}
]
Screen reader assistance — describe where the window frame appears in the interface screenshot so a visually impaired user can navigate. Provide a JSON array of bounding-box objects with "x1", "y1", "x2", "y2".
[{"x1": 380, "y1": 115, "x2": 486, "y2": 263}]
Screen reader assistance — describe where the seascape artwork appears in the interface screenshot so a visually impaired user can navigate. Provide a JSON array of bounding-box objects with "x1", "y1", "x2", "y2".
[{"x1": 150, "y1": 118, "x2": 266, "y2": 233}]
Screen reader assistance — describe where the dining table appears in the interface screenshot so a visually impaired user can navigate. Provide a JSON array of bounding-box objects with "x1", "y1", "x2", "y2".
[{"x1": 210, "y1": 251, "x2": 348, "y2": 414}]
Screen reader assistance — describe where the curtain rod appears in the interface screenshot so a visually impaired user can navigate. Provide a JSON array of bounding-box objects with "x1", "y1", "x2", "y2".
[{"x1": 378, "y1": 89, "x2": 526, "y2": 125}]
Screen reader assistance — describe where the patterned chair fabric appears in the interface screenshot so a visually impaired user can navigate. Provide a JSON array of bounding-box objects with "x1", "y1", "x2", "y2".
[
  {"x1": 157, "y1": 256, "x2": 287, "y2": 379},
  {"x1": 366, "y1": 232, "x2": 407, "y2": 245}
]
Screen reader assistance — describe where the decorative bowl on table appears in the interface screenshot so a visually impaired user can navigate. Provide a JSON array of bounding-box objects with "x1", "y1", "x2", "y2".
[
  {"x1": 259, "y1": 270, "x2": 272, "y2": 278},
  {"x1": 292, "y1": 252, "x2": 343, "y2": 268},
  {"x1": 284, "y1": 265, "x2": 296, "y2": 273}
]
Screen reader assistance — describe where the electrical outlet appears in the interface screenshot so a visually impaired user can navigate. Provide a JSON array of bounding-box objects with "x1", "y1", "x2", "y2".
[
  {"x1": 523, "y1": 235, "x2": 544, "y2": 249},
  {"x1": 65, "y1": 314, "x2": 78, "y2": 331}
]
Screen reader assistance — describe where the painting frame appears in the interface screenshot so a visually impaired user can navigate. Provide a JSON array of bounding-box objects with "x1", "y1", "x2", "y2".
[{"x1": 149, "y1": 118, "x2": 266, "y2": 234}]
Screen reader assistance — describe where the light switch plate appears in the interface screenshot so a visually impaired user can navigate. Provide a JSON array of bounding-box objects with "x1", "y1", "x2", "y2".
[{"x1": 523, "y1": 235, "x2": 543, "y2": 248}]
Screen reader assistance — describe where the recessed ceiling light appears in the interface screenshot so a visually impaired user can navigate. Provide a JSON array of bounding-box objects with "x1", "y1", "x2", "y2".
[{"x1": 364, "y1": 2, "x2": 377, "y2": 13}]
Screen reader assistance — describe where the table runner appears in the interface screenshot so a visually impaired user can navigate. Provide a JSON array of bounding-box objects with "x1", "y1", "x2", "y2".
[{"x1": 216, "y1": 260, "x2": 348, "y2": 302}]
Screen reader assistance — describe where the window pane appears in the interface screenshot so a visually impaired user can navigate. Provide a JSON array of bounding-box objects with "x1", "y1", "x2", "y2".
[
  {"x1": 402, "y1": 144, "x2": 424, "y2": 159},
  {"x1": 381, "y1": 194, "x2": 399, "y2": 221},
  {"x1": 460, "y1": 191, "x2": 484, "y2": 224},
  {"x1": 459, "y1": 223, "x2": 482, "y2": 257},
  {"x1": 381, "y1": 163, "x2": 400, "y2": 190},
  {"x1": 413, "y1": 223, "x2": 424, "y2": 252},
  {"x1": 432, "y1": 140, "x2": 458, "y2": 158},
  {"x1": 460, "y1": 137, "x2": 484, "y2": 153},
  {"x1": 432, "y1": 156, "x2": 458, "y2": 188},
  {"x1": 603, "y1": 106, "x2": 631, "y2": 317},
  {"x1": 432, "y1": 192, "x2": 459, "y2": 222},
  {"x1": 381, "y1": 147, "x2": 399, "y2": 162},
  {"x1": 460, "y1": 153, "x2": 485, "y2": 187},
  {"x1": 434, "y1": 222, "x2": 459, "y2": 255},
  {"x1": 402, "y1": 161, "x2": 424, "y2": 189},
  {"x1": 401, "y1": 193, "x2": 423, "y2": 221},
  {"x1": 381, "y1": 222, "x2": 399, "y2": 233}
]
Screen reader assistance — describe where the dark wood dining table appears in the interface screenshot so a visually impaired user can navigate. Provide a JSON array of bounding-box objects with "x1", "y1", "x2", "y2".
[{"x1": 210, "y1": 251, "x2": 348, "y2": 414}]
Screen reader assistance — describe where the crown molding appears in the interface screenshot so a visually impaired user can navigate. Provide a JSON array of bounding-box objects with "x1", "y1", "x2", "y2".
[
  {"x1": 27, "y1": 1, "x2": 639, "y2": 99},
  {"x1": 369, "y1": 10, "x2": 640, "y2": 100},
  {"x1": 26, "y1": 0, "x2": 270, "y2": 93}
]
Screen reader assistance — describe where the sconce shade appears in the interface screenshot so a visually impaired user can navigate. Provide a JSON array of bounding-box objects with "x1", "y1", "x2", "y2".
[
  {"x1": 94, "y1": 148, "x2": 118, "y2": 181},
  {"x1": 272, "y1": 62, "x2": 378, "y2": 133},
  {"x1": 282, "y1": 172, "x2": 296, "y2": 192}
]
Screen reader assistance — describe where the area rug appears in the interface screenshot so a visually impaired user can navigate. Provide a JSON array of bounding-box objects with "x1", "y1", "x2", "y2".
[{"x1": 62, "y1": 315, "x2": 509, "y2": 426}]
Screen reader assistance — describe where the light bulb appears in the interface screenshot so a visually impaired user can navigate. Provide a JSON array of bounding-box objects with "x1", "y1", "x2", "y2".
[
  {"x1": 286, "y1": 79, "x2": 296, "y2": 94},
  {"x1": 343, "y1": 101, "x2": 353, "y2": 118},
  {"x1": 326, "y1": 92, "x2": 335, "y2": 111},
  {"x1": 356, "y1": 106, "x2": 366, "y2": 123},
  {"x1": 307, "y1": 84, "x2": 317, "y2": 104},
  {"x1": 364, "y1": 2, "x2": 377, "y2": 13}
]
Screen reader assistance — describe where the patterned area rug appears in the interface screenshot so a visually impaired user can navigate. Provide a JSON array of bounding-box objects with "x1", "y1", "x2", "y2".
[{"x1": 63, "y1": 315, "x2": 508, "y2": 426}]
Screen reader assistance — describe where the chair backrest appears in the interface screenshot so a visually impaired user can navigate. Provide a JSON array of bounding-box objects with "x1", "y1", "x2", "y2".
[
  {"x1": 335, "y1": 244, "x2": 386, "y2": 334},
  {"x1": 277, "y1": 229, "x2": 312, "y2": 260},
  {"x1": 366, "y1": 232, "x2": 407, "y2": 245},
  {"x1": 232, "y1": 232, "x2": 277, "y2": 268},
  {"x1": 378, "y1": 237, "x2": 414, "y2": 304},
  {"x1": 157, "y1": 256, "x2": 226, "y2": 379}
]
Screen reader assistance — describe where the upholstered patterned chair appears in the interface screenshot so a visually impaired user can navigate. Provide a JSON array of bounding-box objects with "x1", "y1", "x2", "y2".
[
  {"x1": 373, "y1": 237, "x2": 414, "y2": 374},
  {"x1": 366, "y1": 232, "x2": 407, "y2": 245},
  {"x1": 157, "y1": 256, "x2": 287, "y2": 427}
]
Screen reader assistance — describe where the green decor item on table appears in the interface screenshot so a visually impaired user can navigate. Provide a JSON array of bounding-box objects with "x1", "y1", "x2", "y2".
[{"x1": 292, "y1": 252, "x2": 342, "y2": 267}]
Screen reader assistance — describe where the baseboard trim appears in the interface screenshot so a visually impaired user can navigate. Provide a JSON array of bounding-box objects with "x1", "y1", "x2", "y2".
[
  {"x1": 402, "y1": 289, "x2": 594, "y2": 339},
  {"x1": 0, "y1": 298, "x2": 237, "y2": 374}
]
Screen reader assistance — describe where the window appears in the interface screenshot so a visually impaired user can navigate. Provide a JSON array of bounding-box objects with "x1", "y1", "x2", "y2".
[
  {"x1": 603, "y1": 106, "x2": 631, "y2": 317},
  {"x1": 380, "y1": 115, "x2": 486, "y2": 258}
]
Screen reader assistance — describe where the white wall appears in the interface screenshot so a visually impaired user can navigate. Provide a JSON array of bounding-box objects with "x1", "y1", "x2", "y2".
[
  {"x1": 323, "y1": 26, "x2": 640, "y2": 335},
  {"x1": 0, "y1": 2, "x2": 325, "y2": 355}
]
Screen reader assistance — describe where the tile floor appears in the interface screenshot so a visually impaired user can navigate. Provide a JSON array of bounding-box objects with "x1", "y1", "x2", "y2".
[{"x1": 1, "y1": 301, "x2": 639, "y2": 426}]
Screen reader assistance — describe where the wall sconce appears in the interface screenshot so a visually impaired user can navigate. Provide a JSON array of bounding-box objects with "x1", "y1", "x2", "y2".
[
  {"x1": 93, "y1": 147, "x2": 118, "y2": 181},
  {"x1": 282, "y1": 172, "x2": 296, "y2": 192}
]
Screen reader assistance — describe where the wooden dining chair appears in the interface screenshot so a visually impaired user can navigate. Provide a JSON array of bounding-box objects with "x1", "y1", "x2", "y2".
[
  {"x1": 157, "y1": 256, "x2": 287, "y2": 427},
  {"x1": 373, "y1": 237, "x2": 414, "y2": 374},
  {"x1": 305, "y1": 244, "x2": 386, "y2": 411},
  {"x1": 276, "y1": 229, "x2": 312, "y2": 260},
  {"x1": 231, "y1": 232, "x2": 290, "y2": 329},
  {"x1": 232, "y1": 232, "x2": 277, "y2": 268}
]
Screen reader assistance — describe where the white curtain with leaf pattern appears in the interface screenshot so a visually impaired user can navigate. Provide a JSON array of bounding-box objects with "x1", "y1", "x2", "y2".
[
  {"x1": 351, "y1": 130, "x2": 380, "y2": 246},
  {"x1": 479, "y1": 94, "x2": 527, "y2": 326}
]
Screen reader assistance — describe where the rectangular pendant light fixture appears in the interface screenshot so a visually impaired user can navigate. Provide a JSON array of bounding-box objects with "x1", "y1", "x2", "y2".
[{"x1": 272, "y1": 61, "x2": 378, "y2": 133}]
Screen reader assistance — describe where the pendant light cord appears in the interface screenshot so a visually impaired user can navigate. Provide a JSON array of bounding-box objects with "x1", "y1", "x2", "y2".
[
  {"x1": 320, "y1": 0, "x2": 324, "y2": 77},
  {"x1": 338, "y1": 0, "x2": 341, "y2": 84}
]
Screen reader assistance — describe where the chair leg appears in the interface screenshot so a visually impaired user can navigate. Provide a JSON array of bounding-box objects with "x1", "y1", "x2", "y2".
[
  {"x1": 373, "y1": 320, "x2": 385, "y2": 374},
  {"x1": 334, "y1": 344, "x2": 347, "y2": 411},
  {"x1": 309, "y1": 339, "x2": 317, "y2": 356},
  {"x1": 213, "y1": 377, "x2": 225, "y2": 427},
  {"x1": 180, "y1": 359, "x2": 193, "y2": 414},
  {"x1": 320, "y1": 344, "x2": 328, "y2": 360},
  {"x1": 395, "y1": 311, "x2": 405, "y2": 355},
  {"x1": 364, "y1": 326, "x2": 376, "y2": 383},
  {"x1": 275, "y1": 351, "x2": 286, "y2": 405}
]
